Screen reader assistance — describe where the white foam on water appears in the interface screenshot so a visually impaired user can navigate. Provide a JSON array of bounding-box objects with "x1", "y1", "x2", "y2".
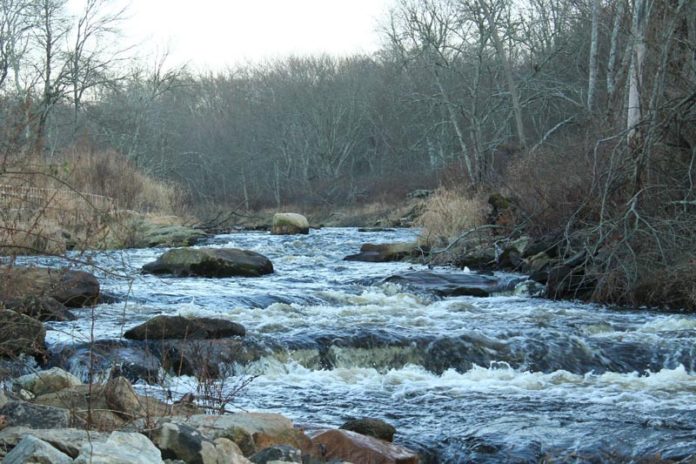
[{"x1": 636, "y1": 316, "x2": 696, "y2": 333}]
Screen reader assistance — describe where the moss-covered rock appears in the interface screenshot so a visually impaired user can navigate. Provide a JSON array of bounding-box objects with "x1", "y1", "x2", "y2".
[
  {"x1": 142, "y1": 248, "x2": 273, "y2": 277},
  {"x1": 271, "y1": 213, "x2": 309, "y2": 235},
  {"x1": 138, "y1": 223, "x2": 207, "y2": 248}
]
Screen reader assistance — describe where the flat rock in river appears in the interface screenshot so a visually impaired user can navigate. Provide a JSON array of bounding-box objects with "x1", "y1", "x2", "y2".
[
  {"x1": 382, "y1": 270, "x2": 523, "y2": 297},
  {"x1": 344, "y1": 242, "x2": 424, "y2": 262},
  {"x1": 142, "y1": 248, "x2": 273, "y2": 277},
  {"x1": 124, "y1": 315, "x2": 246, "y2": 341}
]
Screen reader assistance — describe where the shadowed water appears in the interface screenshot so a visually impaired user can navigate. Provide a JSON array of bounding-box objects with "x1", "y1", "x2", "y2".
[{"x1": 37, "y1": 228, "x2": 696, "y2": 463}]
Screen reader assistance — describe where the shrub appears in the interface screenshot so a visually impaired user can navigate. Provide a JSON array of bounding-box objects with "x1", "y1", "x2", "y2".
[{"x1": 415, "y1": 188, "x2": 487, "y2": 246}]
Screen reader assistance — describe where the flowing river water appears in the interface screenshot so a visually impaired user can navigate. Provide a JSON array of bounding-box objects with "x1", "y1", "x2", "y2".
[{"x1": 35, "y1": 228, "x2": 696, "y2": 463}]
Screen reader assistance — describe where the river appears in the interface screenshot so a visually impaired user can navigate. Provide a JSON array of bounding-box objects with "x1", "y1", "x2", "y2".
[{"x1": 38, "y1": 228, "x2": 696, "y2": 463}]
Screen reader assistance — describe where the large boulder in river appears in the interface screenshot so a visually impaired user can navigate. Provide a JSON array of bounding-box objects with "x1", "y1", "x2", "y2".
[
  {"x1": 142, "y1": 248, "x2": 273, "y2": 277},
  {"x1": 0, "y1": 267, "x2": 99, "y2": 308},
  {"x1": 311, "y1": 429, "x2": 419, "y2": 464},
  {"x1": 124, "y1": 315, "x2": 246, "y2": 341},
  {"x1": 0, "y1": 310, "x2": 46, "y2": 359},
  {"x1": 344, "y1": 242, "x2": 425, "y2": 263},
  {"x1": 271, "y1": 213, "x2": 309, "y2": 235}
]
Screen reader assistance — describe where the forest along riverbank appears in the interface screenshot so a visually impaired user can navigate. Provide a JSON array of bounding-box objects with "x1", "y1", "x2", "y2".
[{"x1": 14, "y1": 228, "x2": 696, "y2": 462}]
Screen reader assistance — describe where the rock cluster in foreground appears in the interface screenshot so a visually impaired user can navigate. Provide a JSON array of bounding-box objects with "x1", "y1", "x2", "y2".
[{"x1": 0, "y1": 368, "x2": 420, "y2": 463}]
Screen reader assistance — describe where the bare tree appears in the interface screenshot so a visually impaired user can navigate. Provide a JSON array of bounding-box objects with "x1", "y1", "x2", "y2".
[
  {"x1": 587, "y1": 0, "x2": 600, "y2": 112},
  {"x1": 478, "y1": 0, "x2": 527, "y2": 148}
]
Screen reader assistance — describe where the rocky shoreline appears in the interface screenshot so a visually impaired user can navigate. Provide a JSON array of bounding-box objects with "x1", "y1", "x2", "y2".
[
  {"x1": 0, "y1": 220, "x2": 423, "y2": 463},
  {"x1": 2, "y1": 208, "x2": 694, "y2": 463},
  {"x1": 0, "y1": 367, "x2": 417, "y2": 463}
]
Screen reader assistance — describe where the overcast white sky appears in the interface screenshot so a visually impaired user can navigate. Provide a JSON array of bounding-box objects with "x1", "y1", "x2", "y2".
[{"x1": 74, "y1": 0, "x2": 397, "y2": 70}]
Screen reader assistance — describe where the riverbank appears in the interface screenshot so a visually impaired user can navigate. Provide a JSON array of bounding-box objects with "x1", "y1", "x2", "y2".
[
  {"x1": 402, "y1": 188, "x2": 696, "y2": 313},
  {"x1": 2, "y1": 227, "x2": 696, "y2": 462}
]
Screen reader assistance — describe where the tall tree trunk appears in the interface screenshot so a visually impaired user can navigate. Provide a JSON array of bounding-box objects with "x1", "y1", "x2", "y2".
[
  {"x1": 481, "y1": 1, "x2": 527, "y2": 148},
  {"x1": 627, "y1": 0, "x2": 648, "y2": 147},
  {"x1": 433, "y1": 67, "x2": 475, "y2": 184},
  {"x1": 606, "y1": 0, "x2": 625, "y2": 105},
  {"x1": 587, "y1": 0, "x2": 600, "y2": 112},
  {"x1": 627, "y1": 0, "x2": 651, "y2": 193}
]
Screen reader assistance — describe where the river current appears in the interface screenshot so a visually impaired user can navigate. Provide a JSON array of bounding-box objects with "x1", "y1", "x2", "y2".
[{"x1": 37, "y1": 228, "x2": 696, "y2": 463}]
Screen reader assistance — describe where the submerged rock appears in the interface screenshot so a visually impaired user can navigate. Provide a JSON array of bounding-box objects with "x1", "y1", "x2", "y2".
[
  {"x1": 311, "y1": 429, "x2": 419, "y2": 464},
  {"x1": 49, "y1": 339, "x2": 163, "y2": 384},
  {"x1": 156, "y1": 338, "x2": 265, "y2": 378},
  {"x1": 271, "y1": 213, "x2": 310, "y2": 235},
  {"x1": 340, "y1": 418, "x2": 396, "y2": 442},
  {"x1": 357, "y1": 227, "x2": 397, "y2": 233},
  {"x1": 382, "y1": 270, "x2": 522, "y2": 297},
  {"x1": 142, "y1": 248, "x2": 273, "y2": 277},
  {"x1": 124, "y1": 315, "x2": 246, "y2": 341},
  {"x1": 344, "y1": 242, "x2": 425, "y2": 262}
]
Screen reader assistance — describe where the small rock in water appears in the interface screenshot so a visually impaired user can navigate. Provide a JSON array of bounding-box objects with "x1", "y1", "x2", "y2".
[{"x1": 513, "y1": 280, "x2": 546, "y2": 297}]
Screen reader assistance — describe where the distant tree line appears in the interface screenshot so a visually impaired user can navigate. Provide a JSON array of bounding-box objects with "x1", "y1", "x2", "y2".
[{"x1": 1, "y1": 0, "x2": 694, "y2": 217}]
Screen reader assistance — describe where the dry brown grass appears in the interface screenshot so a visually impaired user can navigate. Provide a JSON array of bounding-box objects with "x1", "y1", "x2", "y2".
[
  {"x1": 0, "y1": 149, "x2": 187, "y2": 255},
  {"x1": 60, "y1": 149, "x2": 182, "y2": 214},
  {"x1": 415, "y1": 188, "x2": 487, "y2": 246}
]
